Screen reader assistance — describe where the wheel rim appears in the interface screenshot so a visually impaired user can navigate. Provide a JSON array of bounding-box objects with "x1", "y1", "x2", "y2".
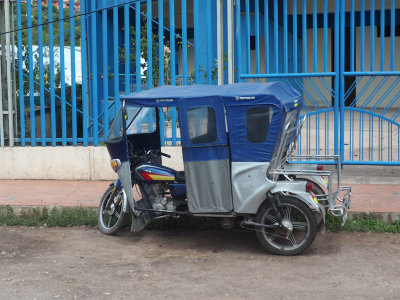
[
  {"x1": 99, "y1": 189, "x2": 124, "y2": 230},
  {"x1": 260, "y1": 203, "x2": 310, "y2": 251}
]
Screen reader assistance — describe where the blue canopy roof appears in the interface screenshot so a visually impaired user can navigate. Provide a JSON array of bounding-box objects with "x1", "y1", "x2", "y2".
[{"x1": 121, "y1": 82, "x2": 301, "y2": 112}]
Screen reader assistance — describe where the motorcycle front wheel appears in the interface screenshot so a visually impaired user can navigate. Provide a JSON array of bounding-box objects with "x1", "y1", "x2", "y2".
[
  {"x1": 255, "y1": 196, "x2": 317, "y2": 256},
  {"x1": 98, "y1": 185, "x2": 128, "y2": 235}
]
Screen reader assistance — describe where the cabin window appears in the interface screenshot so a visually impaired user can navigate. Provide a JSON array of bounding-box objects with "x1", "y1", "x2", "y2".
[
  {"x1": 246, "y1": 107, "x2": 273, "y2": 143},
  {"x1": 187, "y1": 106, "x2": 217, "y2": 144},
  {"x1": 126, "y1": 107, "x2": 157, "y2": 135}
]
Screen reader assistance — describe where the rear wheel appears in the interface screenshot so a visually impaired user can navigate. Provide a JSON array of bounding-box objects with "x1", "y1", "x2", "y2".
[
  {"x1": 98, "y1": 185, "x2": 128, "y2": 235},
  {"x1": 255, "y1": 196, "x2": 317, "y2": 255}
]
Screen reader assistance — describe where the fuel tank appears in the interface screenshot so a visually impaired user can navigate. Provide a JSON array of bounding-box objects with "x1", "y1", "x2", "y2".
[{"x1": 135, "y1": 164, "x2": 176, "y2": 181}]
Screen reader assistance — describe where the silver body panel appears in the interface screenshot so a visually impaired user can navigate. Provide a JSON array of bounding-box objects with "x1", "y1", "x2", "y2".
[
  {"x1": 184, "y1": 159, "x2": 233, "y2": 213},
  {"x1": 231, "y1": 162, "x2": 275, "y2": 214}
]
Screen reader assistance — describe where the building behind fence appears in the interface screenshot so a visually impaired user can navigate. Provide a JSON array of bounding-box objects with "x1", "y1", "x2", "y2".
[{"x1": 1, "y1": 0, "x2": 400, "y2": 165}]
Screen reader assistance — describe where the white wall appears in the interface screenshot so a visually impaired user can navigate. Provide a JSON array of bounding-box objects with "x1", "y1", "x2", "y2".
[{"x1": 0, "y1": 146, "x2": 184, "y2": 180}]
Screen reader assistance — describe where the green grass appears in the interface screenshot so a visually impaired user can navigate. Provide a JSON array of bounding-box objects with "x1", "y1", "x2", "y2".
[
  {"x1": 326, "y1": 213, "x2": 400, "y2": 233},
  {"x1": 0, "y1": 206, "x2": 97, "y2": 227},
  {"x1": 1, "y1": 206, "x2": 400, "y2": 233}
]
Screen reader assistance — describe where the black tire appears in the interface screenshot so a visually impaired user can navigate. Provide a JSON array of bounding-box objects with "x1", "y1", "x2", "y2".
[
  {"x1": 98, "y1": 185, "x2": 128, "y2": 235},
  {"x1": 255, "y1": 196, "x2": 317, "y2": 256}
]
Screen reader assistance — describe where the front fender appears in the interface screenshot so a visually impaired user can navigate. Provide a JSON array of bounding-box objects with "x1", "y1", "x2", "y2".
[{"x1": 116, "y1": 161, "x2": 137, "y2": 215}]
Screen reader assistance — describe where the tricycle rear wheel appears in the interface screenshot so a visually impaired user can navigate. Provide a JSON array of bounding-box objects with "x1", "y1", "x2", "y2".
[
  {"x1": 98, "y1": 186, "x2": 128, "y2": 235},
  {"x1": 255, "y1": 196, "x2": 317, "y2": 255}
]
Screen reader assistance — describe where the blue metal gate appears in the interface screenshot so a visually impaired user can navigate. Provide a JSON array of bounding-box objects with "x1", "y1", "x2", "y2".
[
  {"x1": 235, "y1": 0, "x2": 400, "y2": 165},
  {"x1": 8, "y1": 0, "x2": 217, "y2": 147}
]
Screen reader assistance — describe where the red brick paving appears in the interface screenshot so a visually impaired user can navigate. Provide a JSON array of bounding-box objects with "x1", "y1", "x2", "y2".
[{"x1": 0, "y1": 180, "x2": 399, "y2": 213}]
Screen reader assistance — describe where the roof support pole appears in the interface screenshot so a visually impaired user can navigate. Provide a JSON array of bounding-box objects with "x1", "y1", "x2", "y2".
[
  {"x1": 217, "y1": 0, "x2": 224, "y2": 85},
  {"x1": 0, "y1": 1, "x2": 4, "y2": 147},
  {"x1": 227, "y1": 0, "x2": 234, "y2": 84}
]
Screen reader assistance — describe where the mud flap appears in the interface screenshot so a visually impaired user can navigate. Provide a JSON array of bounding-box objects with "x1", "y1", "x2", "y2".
[{"x1": 130, "y1": 199, "x2": 154, "y2": 232}]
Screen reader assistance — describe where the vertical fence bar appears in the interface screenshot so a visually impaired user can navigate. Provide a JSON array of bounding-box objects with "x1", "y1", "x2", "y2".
[
  {"x1": 273, "y1": 0, "x2": 278, "y2": 73},
  {"x1": 70, "y1": 0, "x2": 77, "y2": 145},
  {"x1": 37, "y1": 0, "x2": 45, "y2": 146},
  {"x1": 158, "y1": 0, "x2": 165, "y2": 146},
  {"x1": 283, "y1": 0, "x2": 287, "y2": 73},
  {"x1": 302, "y1": 0, "x2": 307, "y2": 73},
  {"x1": 59, "y1": 0, "x2": 67, "y2": 145},
  {"x1": 340, "y1": 0, "x2": 345, "y2": 161},
  {"x1": 27, "y1": 1, "x2": 35, "y2": 145},
  {"x1": 4, "y1": 0, "x2": 13, "y2": 146},
  {"x1": 135, "y1": 2, "x2": 141, "y2": 91},
  {"x1": 49, "y1": 2, "x2": 56, "y2": 145},
  {"x1": 170, "y1": 0, "x2": 177, "y2": 145},
  {"x1": 124, "y1": 4, "x2": 130, "y2": 94},
  {"x1": 158, "y1": 0, "x2": 164, "y2": 86},
  {"x1": 360, "y1": 0, "x2": 365, "y2": 71},
  {"x1": 390, "y1": 0, "x2": 395, "y2": 71},
  {"x1": 102, "y1": 0, "x2": 109, "y2": 140},
  {"x1": 350, "y1": 0, "x2": 354, "y2": 71},
  {"x1": 113, "y1": 6, "x2": 120, "y2": 109},
  {"x1": 255, "y1": 0, "x2": 260, "y2": 74},
  {"x1": 206, "y1": 0, "x2": 212, "y2": 82},
  {"x1": 264, "y1": 0, "x2": 270, "y2": 74},
  {"x1": 236, "y1": 0, "x2": 242, "y2": 81},
  {"x1": 380, "y1": 0, "x2": 384, "y2": 71},
  {"x1": 147, "y1": 0, "x2": 152, "y2": 89},
  {"x1": 194, "y1": 0, "x2": 199, "y2": 83},
  {"x1": 16, "y1": 0, "x2": 25, "y2": 146},
  {"x1": 91, "y1": 0, "x2": 98, "y2": 145},
  {"x1": 323, "y1": 0, "x2": 327, "y2": 72},
  {"x1": 0, "y1": 31, "x2": 3, "y2": 146},
  {"x1": 80, "y1": 0, "x2": 88, "y2": 145},
  {"x1": 312, "y1": 0, "x2": 317, "y2": 72},
  {"x1": 182, "y1": 0, "x2": 187, "y2": 85},
  {"x1": 245, "y1": 0, "x2": 250, "y2": 74},
  {"x1": 170, "y1": 0, "x2": 176, "y2": 85},
  {"x1": 292, "y1": 0, "x2": 297, "y2": 73},
  {"x1": 370, "y1": 0, "x2": 375, "y2": 71},
  {"x1": 334, "y1": 0, "x2": 339, "y2": 155}
]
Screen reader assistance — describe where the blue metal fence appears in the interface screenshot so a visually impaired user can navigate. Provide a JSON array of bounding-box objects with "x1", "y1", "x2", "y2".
[
  {"x1": 11, "y1": 0, "x2": 218, "y2": 147},
  {"x1": 236, "y1": 0, "x2": 400, "y2": 165},
  {"x1": 4, "y1": 0, "x2": 400, "y2": 165}
]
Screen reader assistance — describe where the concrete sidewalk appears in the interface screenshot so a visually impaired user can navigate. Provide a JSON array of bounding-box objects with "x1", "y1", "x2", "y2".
[{"x1": 0, "y1": 179, "x2": 399, "y2": 217}]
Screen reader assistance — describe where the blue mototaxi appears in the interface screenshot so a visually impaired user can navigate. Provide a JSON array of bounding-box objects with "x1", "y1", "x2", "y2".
[{"x1": 101, "y1": 82, "x2": 351, "y2": 255}]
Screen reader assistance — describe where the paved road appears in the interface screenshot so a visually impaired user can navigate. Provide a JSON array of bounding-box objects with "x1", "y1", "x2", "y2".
[{"x1": 1, "y1": 227, "x2": 399, "y2": 299}]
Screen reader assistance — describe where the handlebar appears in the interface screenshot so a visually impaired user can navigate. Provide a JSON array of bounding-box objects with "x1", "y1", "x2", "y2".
[{"x1": 159, "y1": 151, "x2": 171, "y2": 158}]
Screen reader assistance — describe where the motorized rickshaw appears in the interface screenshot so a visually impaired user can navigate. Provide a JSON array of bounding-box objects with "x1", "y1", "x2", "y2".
[{"x1": 100, "y1": 82, "x2": 351, "y2": 255}]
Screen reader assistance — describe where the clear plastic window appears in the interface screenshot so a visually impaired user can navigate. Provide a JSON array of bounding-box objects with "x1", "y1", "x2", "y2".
[
  {"x1": 106, "y1": 107, "x2": 125, "y2": 143},
  {"x1": 246, "y1": 107, "x2": 273, "y2": 143},
  {"x1": 187, "y1": 106, "x2": 217, "y2": 144},
  {"x1": 126, "y1": 107, "x2": 157, "y2": 135}
]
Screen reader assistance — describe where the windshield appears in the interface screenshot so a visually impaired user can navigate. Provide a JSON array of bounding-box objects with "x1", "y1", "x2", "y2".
[
  {"x1": 105, "y1": 107, "x2": 125, "y2": 144},
  {"x1": 126, "y1": 107, "x2": 157, "y2": 135}
]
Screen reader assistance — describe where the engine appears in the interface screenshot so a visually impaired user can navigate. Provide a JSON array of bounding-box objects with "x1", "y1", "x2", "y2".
[{"x1": 144, "y1": 183, "x2": 176, "y2": 212}]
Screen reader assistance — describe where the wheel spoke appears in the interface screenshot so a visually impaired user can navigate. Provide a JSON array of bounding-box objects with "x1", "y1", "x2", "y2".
[
  {"x1": 107, "y1": 215, "x2": 113, "y2": 227},
  {"x1": 292, "y1": 222, "x2": 308, "y2": 230},
  {"x1": 268, "y1": 230, "x2": 280, "y2": 242},
  {"x1": 265, "y1": 213, "x2": 278, "y2": 224},
  {"x1": 114, "y1": 211, "x2": 121, "y2": 219},
  {"x1": 288, "y1": 233, "x2": 297, "y2": 246}
]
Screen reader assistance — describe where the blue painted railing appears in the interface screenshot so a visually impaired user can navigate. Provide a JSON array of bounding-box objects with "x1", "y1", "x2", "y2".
[{"x1": 7, "y1": 0, "x2": 400, "y2": 165}]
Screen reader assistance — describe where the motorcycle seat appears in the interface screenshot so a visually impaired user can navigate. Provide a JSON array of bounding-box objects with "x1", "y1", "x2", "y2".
[{"x1": 175, "y1": 171, "x2": 185, "y2": 182}]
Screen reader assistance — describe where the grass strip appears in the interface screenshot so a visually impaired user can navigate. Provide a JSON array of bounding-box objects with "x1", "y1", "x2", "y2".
[{"x1": 1, "y1": 206, "x2": 400, "y2": 233}]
